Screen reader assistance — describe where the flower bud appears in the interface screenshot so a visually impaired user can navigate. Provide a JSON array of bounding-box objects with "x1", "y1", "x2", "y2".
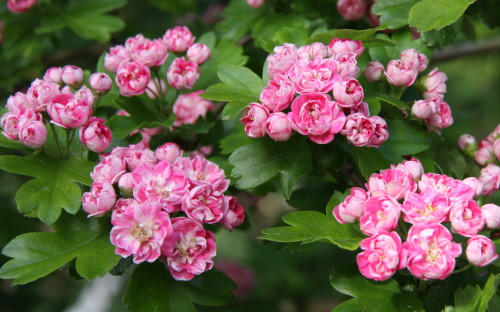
[
  {"x1": 19, "y1": 121, "x2": 47, "y2": 149},
  {"x1": 385, "y1": 60, "x2": 418, "y2": 87},
  {"x1": 163, "y1": 26, "x2": 195, "y2": 53},
  {"x1": 337, "y1": 0, "x2": 368, "y2": 21},
  {"x1": 475, "y1": 145, "x2": 494, "y2": 166},
  {"x1": 61, "y1": 65, "x2": 84, "y2": 88},
  {"x1": 187, "y1": 43, "x2": 211, "y2": 64},
  {"x1": 462, "y1": 177, "x2": 483, "y2": 198},
  {"x1": 364, "y1": 61, "x2": 384, "y2": 82},
  {"x1": 89, "y1": 73, "x2": 113, "y2": 96},
  {"x1": 466, "y1": 235, "x2": 498, "y2": 267},
  {"x1": 246, "y1": 0, "x2": 265, "y2": 8},
  {"x1": 481, "y1": 204, "x2": 500, "y2": 229},
  {"x1": 118, "y1": 172, "x2": 134, "y2": 198},
  {"x1": 79, "y1": 117, "x2": 112, "y2": 153},
  {"x1": 7, "y1": 0, "x2": 37, "y2": 14},
  {"x1": 43, "y1": 67, "x2": 63, "y2": 84},
  {"x1": 457, "y1": 134, "x2": 477, "y2": 156},
  {"x1": 423, "y1": 68, "x2": 447, "y2": 100},
  {"x1": 155, "y1": 143, "x2": 182, "y2": 163},
  {"x1": 167, "y1": 58, "x2": 200, "y2": 90},
  {"x1": 265, "y1": 112, "x2": 293, "y2": 141}
]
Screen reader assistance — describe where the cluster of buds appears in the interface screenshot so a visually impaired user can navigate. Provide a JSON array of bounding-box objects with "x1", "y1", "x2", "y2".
[
  {"x1": 333, "y1": 158, "x2": 499, "y2": 281},
  {"x1": 241, "y1": 39, "x2": 388, "y2": 147},
  {"x1": 104, "y1": 26, "x2": 211, "y2": 97},
  {"x1": 7, "y1": 0, "x2": 37, "y2": 14},
  {"x1": 82, "y1": 142, "x2": 245, "y2": 281},
  {"x1": 1, "y1": 66, "x2": 113, "y2": 152}
]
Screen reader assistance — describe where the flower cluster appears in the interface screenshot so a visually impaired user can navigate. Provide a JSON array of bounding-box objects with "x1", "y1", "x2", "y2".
[
  {"x1": 82, "y1": 142, "x2": 245, "y2": 281},
  {"x1": 1, "y1": 66, "x2": 113, "y2": 152},
  {"x1": 241, "y1": 39, "x2": 389, "y2": 147},
  {"x1": 104, "y1": 26, "x2": 211, "y2": 97},
  {"x1": 333, "y1": 158, "x2": 499, "y2": 281}
]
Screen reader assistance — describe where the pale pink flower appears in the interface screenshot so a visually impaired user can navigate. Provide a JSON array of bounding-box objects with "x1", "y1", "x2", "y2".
[
  {"x1": 43, "y1": 67, "x2": 63, "y2": 84},
  {"x1": 265, "y1": 112, "x2": 293, "y2": 141},
  {"x1": 360, "y1": 196, "x2": 400, "y2": 236},
  {"x1": 462, "y1": 177, "x2": 483, "y2": 197},
  {"x1": 161, "y1": 217, "x2": 216, "y2": 281},
  {"x1": 82, "y1": 182, "x2": 117, "y2": 217},
  {"x1": 288, "y1": 93, "x2": 345, "y2": 144},
  {"x1": 241, "y1": 103, "x2": 269, "y2": 139},
  {"x1": 246, "y1": 0, "x2": 265, "y2": 8},
  {"x1": 333, "y1": 187, "x2": 369, "y2": 224},
  {"x1": 5, "y1": 92, "x2": 36, "y2": 114},
  {"x1": 124, "y1": 34, "x2": 147, "y2": 52},
  {"x1": 61, "y1": 65, "x2": 84, "y2": 87},
  {"x1": 457, "y1": 134, "x2": 477, "y2": 152},
  {"x1": 399, "y1": 49, "x2": 428, "y2": 73},
  {"x1": 385, "y1": 60, "x2": 418, "y2": 87},
  {"x1": 163, "y1": 26, "x2": 195, "y2": 53},
  {"x1": 401, "y1": 189, "x2": 450, "y2": 225},
  {"x1": 337, "y1": 0, "x2": 368, "y2": 20},
  {"x1": 116, "y1": 60, "x2": 151, "y2": 96},
  {"x1": 111, "y1": 202, "x2": 172, "y2": 263},
  {"x1": 104, "y1": 45, "x2": 131, "y2": 73},
  {"x1": 79, "y1": 117, "x2": 112, "y2": 153},
  {"x1": 297, "y1": 42, "x2": 330, "y2": 60},
  {"x1": 173, "y1": 90, "x2": 214, "y2": 126},
  {"x1": 357, "y1": 232, "x2": 403, "y2": 281},
  {"x1": 466, "y1": 235, "x2": 498, "y2": 267},
  {"x1": 183, "y1": 184, "x2": 225, "y2": 224},
  {"x1": 333, "y1": 78, "x2": 364, "y2": 108},
  {"x1": 130, "y1": 38, "x2": 168, "y2": 67},
  {"x1": 479, "y1": 164, "x2": 500, "y2": 195},
  {"x1": 187, "y1": 43, "x2": 211, "y2": 64},
  {"x1": 125, "y1": 148, "x2": 157, "y2": 171},
  {"x1": 74, "y1": 86, "x2": 96, "y2": 107},
  {"x1": 89, "y1": 73, "x2": 113, "y2": 95},
  {"x1": 290, "y1": 57, "x2": 340, "y2": 94},
  {"x1": 334, "y1": 52, "x2": 359, "y2": 79},
  {"x1": 418, "y1": 173, "x2": 475, "y2": 203},
  {"x1": 155, "y1": 143, "x2": 182, "y2": 163},
  {"x1": 364, "y1": 61, "x2": 384, "y2": 82},
  {"x1": 450, "y1": 200, "x2": 485, "y2": 237},
  {"x1": 2, "y1": 112, "x2": 23, "y2": 140},
  {"x1": 481, "y1": 204, "x2": 500, "y2": 229},
  {"x1": 260, "y1": 74, "x2": 294, "y2": 112},
  {"x1": 366, "y1": 169, "x2": 416, "y2": 200},
  {"x1": 493, "y1": 139, "x2": 500, "y2": 161},
  {"x1": 47, "y1": 93, "x2": 92, "y2": 129},
  {"x1": 423, "y1": 68, "x2": 447, "y2": 100},
  {"x1": 91, "y1": 155, "x2": 126, "y2": 184},
  {"x1": 341, "y1": 113, "x2": 374, "y2": 147},
  {"x1": 425, "y1": 99, "x2": 453, "y2": 130},
  {"x1": 266, "y1": 43, "x2": 298, "y2": 79},
  {"x1": 27, "y1": 79, "x2": 59, "y2": 110},
  {"x1": 403, "y1": 223, "x2": 462, "y2": 280},
  {"x1": 220, "y1": 195, "x2": 245, "y2": 231},
  {"x1": 174, "y1": 155, "x2": 229, "y2": 193},
  {"x1": 328, "y1": 38, "x2": 364, "y2": 58},
  {"x1": 167, "y1": 57, "x2": 200, "y2": 90},
  {"x1": 412, "y1": 99, "x2": 436, "y2": 120},
  {"x1": 19, "y1": 120, "x2": 47, "y2": 149},
  {"x1": 7, "y1": 0, "x2": 37, "y2": 14},
  {"x1": 390, "y1": 158, "x2": 424, "y2": 181}
]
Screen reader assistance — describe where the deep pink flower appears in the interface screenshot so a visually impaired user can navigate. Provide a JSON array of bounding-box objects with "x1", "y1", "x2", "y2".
[
  {"x1": 334, "y1": 52, "x2": 359, "y2": 79},
  {"x1": 450, "y1": 200, "x2": 485, "y2": 237},
  {"x1": 290, "y1": 57, "x2": 339, "y2": 94},
  {"x1": 187, "y1": 43, "x2": 211, "y2": 64},
  {"x1": 418, "y1": 173, "x2": 475, "y2": 203},
  {"x1": 385, "y1": 60, "x2": 418, "y2": 87},
  {"x1": 423, "y1": 68, "x2": 447, "y2": 100},
  {"x1": 333, "y1": 79, "x2": 364, "y2": 108},
  {"x1": 163, "y1": 26, "x2": 195, "y2": 53},
  {"x1": 79, "y1": 117, "x2": 112, "y2": 153},
  {"x1": 266, "y1": 43, "x2": 298, "y2": 79},
  {"x1": 241, "y1": 103, "x2": 269, "y2": 139},
  {"x1": 359, "y1": 195, "x2": 400, "y2": 236},
  {"x1": 466, "y1": 235, "x2": 498, "y2": 267},
  {"x1": 174, "y1": 155, "x2": 229, "y2": 193},
  {"x1": 265, "y1": 112, "x2": 293, "y2": 141},
  {"x1": 47, "y1": 93, "x2": 92, "y2": 129},
  {"x1": 341, "y1": 113, "x2": 373, "y2": 147},
  {"x1": 182, "y1": 184, "x2": 225, "y2": 224},
  {"x1": 401, "y1": 189, "x2": 450, "y2": 225},
  {"x1": 116, "y1": 60, "x2": 151, "y2": 96},
  {"x1": 82, "y1": 182, "x2": 117, "y2": 217},
  {"x1": 19, "y1": 120, "x2": 47, "y2": 149},
  {"x1": 111, "y1": 198, "x2": 139, "y2": 222},
  {"x1": 220, "y1": 195, "x2": 245, "y2": 231},
  {"x1": 173, "y1": 90, "x2": 214, "y2": 126},
  {"x1": 475, "y1": 141, "x2": 494, "y2": 166},
  {"x1": 260, "y1": 74, "x2": 294, "y2": 112},
  {"x1": 479, "y1": 164, "x2": 500, "y2": 195},
  {"x1": 167, "y1": 57, "x2": 200, "y2": 90},
  {"x1": 333, "y1": 187, "x2": 369, "y2": 224},
  {"x1": 366, "y1": 169, "x2": 416, "y2": 200},
  {"x1": 91, "y1": 155, "x2": 126, "y2": 184},
  {"x1": 357, "y1": 232, "x2": 403, "y2": 281},
  {"x1": 337, "y1": 0, "x2": 368, "y2": 20}
]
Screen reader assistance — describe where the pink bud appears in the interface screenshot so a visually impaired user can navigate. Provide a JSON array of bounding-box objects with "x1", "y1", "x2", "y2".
[
  {"x1": 466, "y1": 235, "x2": 498, "y2": 267},
  {"x1": 399, "y1": 49, "x2": 428, "y2": 73},
  {"x1": 75, "y1": 86, "x2": 96, "y2": 107},
  {"x1": 367, "y1": 116, "x2": 389, "y2": 147},
  {"x1": 481, "y1": 204, "x2": 500, "y2": 229},
  {"x1": 155, "y1": 142, "x2": 182, "y2": 163},
  {"x1": 61, "y1": 65, "x2": 84, "y2": 87},
  {"x1": 116, "y1": 60, "x2": 151, "y2": 96},
  {"x1": 19, "y1": 120, "x2": 47, "y2": 149},
  {"x1": 364, "y1": 61, "x2": 384, "y2": 82},
  {"x1": 7, "y1": 0, "x2": 37, "y2": 13},
  {"x1": 265, "y1": 112, "x2": 293, "y2": 141},
  {"x1": 332, "y1": 79, "x2": 364, "y2": 108},
  {"x1": 241, "y1": 103, "x2": 269, "y2": 139},
  {"x1": 462, "y1": 177, "x2": 483, "y2": 197},
  {"x1": 48, "y1": 93, "x2": 92, "y2": 129},
  {"x1": 82, "y1": 182, "x2": 117, "y2": 217},
  {"x1": 79, "y1": 117, "x2": 112, "y2": 153},
  {"x1": 163, "y1": 26, "x2": 195, "y2": 53},
  {"x1": 220, "y1": 195, "x2": 245, "y2": 231},
  {"x1": 337, "y1": 0, "x2": 368, "y2": 20},
  {"x1": 494, "y1": 139, "x2": 500, "y2": 162},
  {"x1": 479, "y1": 163, "x2": 500, "y2": 196},
  {"x1": 475, "y1": 145, "x2": 494, "y2": 166},
  {"x1": 423, "y1": 68, "x2": 447, "y2": 100},
  {"x1": 246, "y1": 0, "x2": 265, "y2": 8},
  {"x1": 458, "y1": 134, "x2": 477, "y2": 153},
  {"x1": 43, "y1": 67, "x2": 63, "y2": 84},
  {"x1": 328, "y1": 38, "x2": 364, "y2": 58},
  {"x1": 167, "y1": 58, "x2": 200, "y2": 90},
  {"x1": 89, "y1": 73, "x2": 113, "y2": 95},
  {"x1": 118, "y1": 172, "x2": 134, "y2": 197},
  {"x1": 385, "y1": 60, "x2": 418, "y2": 87},
  {"x1": 187, "y1": 43, "x2": 211, "y2": 64},
  {"x1": 104, "y1": 45, "x2": 130, "y2": 73},
  {"x1": 412, "y1": 99, "x2": 436, "y2": 119}
]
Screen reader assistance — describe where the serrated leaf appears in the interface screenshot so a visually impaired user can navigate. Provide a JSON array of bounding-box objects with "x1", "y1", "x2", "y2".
[
  {"x1": 221, "y1": 101, "x2": 247, "y2": 120},
  {"x1": 202, "y1": 84, "x2": 258, "y2": 103},
  {"x1": 421, "y1": 22, "x2": 459, "y2": 47},
  {"x1": 0, "y1": 134, "x2": 27, "y2": 150},
  {"x1": 216, "y1": 0, "x2": 264, "y2": 41},
  {"x1": 252, "y1": 14, "x2": 308, "y2": 48},
  {"x1": 306, "y1": 27, "x2": 386, "y2": 45},
  {"x1": 378, "y1": 120, "x2": 432, "y2": 162},
  {"x1": 372, "y1": 0, "x2": 420, "y2": 29},
  {"x1": 124, "y1": 262, "x2": 236, "y2": 312},
  {"x1": 0, "y1": 212, "x2": 119, "y2": 284},
  {"x1": 0, "y1": 153, "x2": 94, "y2": 224},
  {"x1": 106, "y1": 115, "x2": 141, "y2": 140},
  {"x1": 352, "y1": 147, "x2": 391, "y2": 179},
  {"x1": 219, "y1": 132, "x2": 254, "y2": 155},
  {"x1": 69, "y1": 14, "x2": 125, "y2": 43},
  {"x1": 409, "y1": 0, "x2": 476, "y2": 32},
  {"x1": 260, "y1": 211, "x2": 364, "y2": 250}
]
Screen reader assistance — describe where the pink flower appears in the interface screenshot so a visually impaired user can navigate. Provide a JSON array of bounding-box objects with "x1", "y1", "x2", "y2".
[
  {"x1": 82, "y1": 182, "x2": 117, "y2": 217},
  {"x1": 27, "y1": 79, "x2": 59, "y2": 110},
  {"x1": 475, "y1": 140, "x2": 494, "y2": 165},
  {"x1": 290, "y1": 57, "x2": 339, "y2": 94},
  {"x1": 360, "y1": 196, "x2": 400, "y2": 236},
  {"x1": 333, "y1": 187, "x2": 369, "y2": 224},
  {"x1": 390, "y1": 158, "x2": 424, "y2": 181},
  {"x1": 266, "y1": 43, "x2": 298, "y2": 79},
  {"x1": 349, "y1": 101, "x2": 370, "y2": 116},
  {"x1": 462, "y1": 177, "x2": 483, "y2": 197},
  {"x1": 167, "y1": 57, "x2": 200, "y2": 90},
  {"x1": 450, "y1": 200, "x2": 485, "y2": 237},
  {"x1": 412, "y1": 99, "x2": 437, "y2": 119},
  {"x1": 297, "y1": 42, "x2": 331, "y2": 60},
  {"x1": 365, "y1": 117, "x2": 387, "y2": 147},
  {"x1": 423, "y1": 68, "x2": 447, "y2": 100},
  {"x1": 220, "y1": 195, "x2": 245, "y2": 231},
  {"x1": 364, "y1": 61, "x2": 384, "y2": 82},
  {"x1": 7, "y1": 0, "x2": 37, "y2": 14},
  {"x1": 366, "y1": 169, "x2": 416, "y2": 200},
  {"x1": 187, "y1": 43, "x2": 211, "y2": 64},
  {"x1": 260, "y1": 74, "x2": 294, "y2": 112},
  {"x1": 288, "y1": 93, "x2": 345, "y2": 144},
  {"x1": 118, "y1": 172, "x2": 134, "y2": 197},
  {"x1": 466, "y1": 235, "x2": 498, "y2": 267},
  {"x1": 2, "y1": 113, "x2": 22, "y2": 140},
  {"x1": 111, "y1": 202, "x2": 173, "y2": 263},
  {"x1": 265, "y1": 112, "x2": 293, "y2": 141},
  {"x1": 357, "y1": 232, "x2": 403, "y2": 281},
  {"x1": 75, "y1": 86, "x2": 96, "y2": 107},
  {"x1": 130, "y1": 38, "x2": 168, "y2": 67},
  {"x1": 126, "y1": 148, "x2": 157, "y2": 171},
  {"x1": 478, "y1": 164, "x2": 500, "y2": 195},
  {"x1": 79, "y1": 117, "x2": 112, "y2": 153},
  {"x1": 337, "y1": 0, "x2": 368, "y2": 20},
  {"x1": 385, "y1": 60, "x2": 418, "y2": 87},
  {"x1": 333, "y1": 78, "x2": 364, "y2": 108},
  {"x1": 334, "y1": 52, "x2": 359, "y2": 79},
  {"x1": 47, "y1": 93, "x2": 92, "y2": 129},
  {"x1": 328, "y1": 38, "x2": 364, "y2": 58},
  {"x1": 173, "y1": 90, "x2": 214, "y2": 126},
  {"x1": 19, "y1": 120, "x2": 47, "y2": 149},
  {"x1": 246, "y1": 0, "x2": 265, "y2": 8},
  {"x1": 182, "y1": 184, "x2": 225, "y2": 224},
  {"x1": 112, "y1": 198, "x2": 140, "y2": 221},
  {"x1": 482, "y1": 204, "x2": 500, "y2": 229},
  {"x1": 89, "y1": 73, "x2": 113, "y2": 95},
  {"x1": 241, "y1": 103, "x2": 269, "y2": 139},
  {"x1": 163, "y1": 26, "x2": 195, "y2": 53},
  {"x1": 104, "y1": 45, "x2": 131, "y2": 73},
  {"x1": 341, "y1": 113, "x2": 374, "y2": 147},
  {"x1": 457, "y1": 134, "x2": 477, "y2": 152},
  {"x1": 399, "y1": 49, "x2": 428, "y2": 73},
  {"x1": 6, "y1": 92, "x2": 36, "y2": 114},
  {"x1": 61, "y1": 65, "x2": 84, "y2": 87},
  {"x1": 174, "y1": 155, "x2": 229, "y2": 193},
  {"x1": 161, "y1": 217, "x2": 216, "y2": 281},
  {"x1": 155, "y1": 143, "x2": 182, "y2": 163},
  {"x1": 44, "y1": 67, "x2": 63, "y2": 84},
  {"x1": 418, "y1": 173, "x2": 475, "y2": 203},
  {"x1": 116, "y1": 60, "x2": 151, "y2": 96},
  {"x1": 91, "y1": 155, "x2": 126, "y2": 184},
  {"x1": 401, "y1": 189, "x2": 450, "y2": 225},
  {"x1": 403, "y1": 223, "x2": 462, "y2": 280},
  {"x1": 493, "y1": 139, "x2": 500, "y2": 161},
  {"x1": 425, "y1": 99, "x2": 453, "y2": 130}
]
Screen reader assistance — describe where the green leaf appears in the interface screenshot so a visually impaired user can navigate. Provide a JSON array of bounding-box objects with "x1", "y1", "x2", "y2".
[
  {"x1": 0, "y1": 212, "x2": 119, "y2": 284},
  {"x1": 287, "y1": 181, "x2": 336, "y2": 212},
  {"x1": 229, "y1": 137, "x2": 312, "y2": 199},
  {"x1": 452, "y1": 274, "x2": 500, "y2": 312},
  {"x1": 421, "y1": 22, "x2": 459, "y2": 47},
  {"x1": 124, "y1": 262, "x2": 236, "y2": 312},
  {"x1": 378, "y1": 120, "x2": 432, "y2": 162},
  {"x1": 252, "y1": 14, "x2": 307, "y2": 49},
  {"x1": 275, "y1": 27, "x2": 308, "y2": 47},
  {"x1": 478, "y1": 274, "x2": 500, "y2": 312},
  {"x1": 0, "y1": 134, "x2": 27, "y2": 150},
  {"x1": 372, "y1": 0, "x2": 420, "y2": 29},
  {"x1": 216, "y1": 0, "x2": 264, "y2": 41},
  {"x1": 409, "y1": 0, "x2": 476, "y2": 32},
  {"x1": 306, "y1": 27, "x2": 385, "y2": 45},
  {"x1": 221, "y1": 101, "x2": 247, "y2": 120},
  {"x1": 69, "y1": 14, "x2": 125, "y2": 43},
  {"x1": 351, "y1": 147, "x2": 391, "y2": 179},
  {"x1": 0, "y1": 153, "x2": 94, "y2": 224},
  {"x1": 260, "y1": 211, "x2": 364, "y2": 250},
  {"x1": 219, "y1": 132, "x2": 254, "y2": 155},
  {"x1": 366, "y1": 92, "x2": 411, "y2": 110},
  {"x1": 106, "y1": 115, "x2": 140, "y2": 140}
]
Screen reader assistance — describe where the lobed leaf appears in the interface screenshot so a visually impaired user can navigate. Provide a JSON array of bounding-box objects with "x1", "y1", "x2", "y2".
[
  {"x1": 371, "y1": 0, "x2": 420, "y2": 29},
  {"x1": 408, "y1": 0, "x2": 476, "y2": 32}
]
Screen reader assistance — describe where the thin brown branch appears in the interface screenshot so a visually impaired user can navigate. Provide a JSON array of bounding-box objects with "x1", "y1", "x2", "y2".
[{"x1": 432, "y1": 37, "x2": 500, "y2": 63}]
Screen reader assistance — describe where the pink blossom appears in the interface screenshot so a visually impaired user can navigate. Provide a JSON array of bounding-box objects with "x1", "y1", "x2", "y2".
[
  {"x1": 328, "y1": 38, "x2": 364, "y2": 58},
  {"x1": 174, "y1": 155, "x2": 229, "y2": 193},
  {"x1": 124, "y1": 34, "x2": 147, "y2": 52},
  {"x1": 2, "y1": 113, "x2": 22, "y2": 140},
  {"x1": 482, "y1": 204, "x2": 500, "y2": 229},
  {"x1": 173, "y1": 90, "x2": 214, "y2": 126},
  {"x1": 220, "y1": 195, "x2": 245, "y2": 231},
  {"x1": 91, "y1": 155, "x2": 126, "y2": 184},
  {"x1": 43, "y1": 67, "x2": 63, "y2": 84},
  {"x1": 27, "y1": 79, "x2": 59, "y2": 110},
  {"x1": 425, "y1": 99, "x2": 453, "y2": 130},
  {"x1": 349, "y1": 101, "x2": 370, "y2": 116},
  {"x1": 161, "y1": 217, "x2": 216, "y2": 281},
  {"x1": 79, "y1": 117, "x2": 112, "y2": 153},
  {"x1": 493, "y1": 139, "x2": 500, "y2": 161},
  {"x1": 82, "y1": 182, "x2": 117, "y2": 217},
  {"x1": 457, "y1": 134, "x2": 477, "y2": 152},
  {"x1": 265, "y1": 112, "x2": 293, "y2": 141},
  {"x1": 89, "y1": 73, "x2": 113, "y2": 95},
  {"x1": 466, "y1": 235, "x2": 498, "y2": 267},
  {"x1": 418, "y1": 173, "x2": 475, "y2": 203},
  {"x1": 450, "y1": 200, "x2": 485, "y2": 237},
  {"x1": 288, "y1": 93, "x2": 345, "y2": 144},
  {"x1": 364, "y1": 61, "x2": 384, "y2": 82},
  {"x1": 487, "y1": 124, "x2": 500, "y2": 142},
  {"x1": 47, "y1": 93, "x2": 92, "y2": 129},
  {"x1": 401, "y1": 189, "x2": 450, "y2": 225},
  {"x1": 125, "y1": 148, "x2": 157, "y2": 171},
  {"x1": 357, "y1": 232, "x2": 403, "y2": 281},
  {"x1": 167, "y1": 57, "x2": 200, "y2": 90},
  {"x1": 333, "y1": 187, "x2": 369, "y2": 224},
  {"x1": 112, "y1": 198, "x2": 140, "y2": 221},
  {"x1": 400, "y1": 49, "x2": 428, "y2": 73},
  {"x1": 246, "y1": 0, "x2": 265, "y2": 8},
  {"x1": 183, "y1": 184, "x2": 225, "y2": 224},
  {"x1": 116, "y1": 60, "x2": 151, "y2": 96},
  {"x1": 359, "y1": 195, "x2": 400, "y2": 236},
  {"x1": 385, "y1": 60, "x2": 418, "y2": 87},
  {"x1": 111, "y1": 202, "x2": 172, "y2": 264},
  {"x1": 7, "y1": 0, "x2": 37, "y2": 14},
  {"x1": 266, "y1": 43, "x2": 298, "y2": 79},
  {"x1": 104, "y1": 45, "x2": 131, "y2": 73},
  {"x1": 61, "y1": 65, "x2": 84, "y2": 87},
  {"x1": 391, "y1": 158, "x2": 424, "y2": 181},
  {"x1": 366, "y1": 169, "x2": 416, "y2": 200},
  {"x1": 241, "y1": 103, "x2": 269, "y2": 139},
  {"x1": 297, "y1": 42, "x2": 331, "y2": 60},
  {"x1": 260, "y1": 74, "x2": 294, "y2": 112},
  {"x1": 462, "y1": 177, "x2": 483, "y2": 197},
  {"x1": 337, "y1": 0, "x2": 368, "y2": 20},
  {"x1": 475, "y1": 140, "x2": 494, "y2": 165},
  {"x1": 19, "y1": 120, "x2": 47, "y2": 149},
  {"x1": 130, "y1": 38, "x2": 168, "y2": 67},
  {"x1": 367, "y1": 116, "x2": 389, "y2": 147},
  {"x1": 423, "y1": 68, "x2": 447, "y2": 100},
  {"x1": 187, "y1": 43, "x2": 211, "y2": 64},
  {"x1": 155, "y1": 143, "x2": 182, "y2": 163},
  {"x1": 333, "y1": 79, "x2": 364, "y2": 108},
  {"x1": 403, "y1": 223, "x2": 462, "y2": 280},
  {"x1": 412, "y1": 99, "x2": 436, "y2": 120},
  {"x1": 5, "y1": 92, "x2": 36, "y2": 114},
  {"x1": 290, "y1": 57, "x2": 339, "y2": 94},
  {"x1": 479, "y1": 164, "x2": 500, "y2": 195},
  {"x1": 74, "y1": 86, "x2": 96, "y2": 107},
  {"x1": 334, "y1": 52, "x2": 359, "y2": 79},
  {"x1": 163, "y1": 26, "x2": 195, "y2": 53},
  {"x1": 118, "y1": 172, "x2": 134, "y2": 197},
  {"x1": 341, "y1": 113, "x2": 374, "y2": 147}
]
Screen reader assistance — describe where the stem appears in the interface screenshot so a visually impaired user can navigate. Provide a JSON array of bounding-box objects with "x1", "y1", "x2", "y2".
[
  {"x1": 49, "y1": 122, "x2": 63, "y2": 156},
  {"x1": 398, "y1": 218, "x2": 408, "y2": 238},
  {"x1": 453, "y1": 263, "x2": 473, "y2": 275},
  {"x1": 63, "y1": 128, "x2": 75, "y2": 159},
  {"x1": 418, "y1": 279, "x2": 429, "y2": 293}
]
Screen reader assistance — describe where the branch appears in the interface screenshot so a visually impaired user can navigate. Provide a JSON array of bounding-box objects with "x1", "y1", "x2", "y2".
[{"x1": 432, "y1": 37, "x2": 500, "y2": 63}]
